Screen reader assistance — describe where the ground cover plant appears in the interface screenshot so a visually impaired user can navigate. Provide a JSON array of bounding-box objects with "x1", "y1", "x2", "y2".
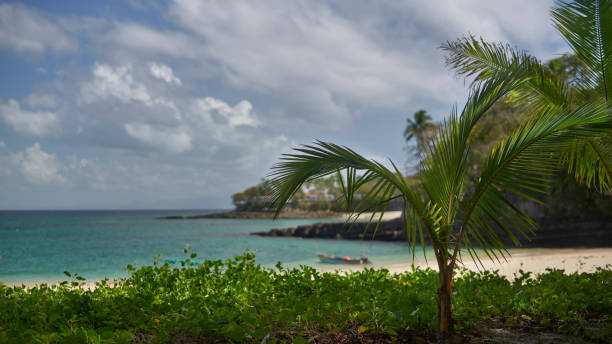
[{"x1": 0, "y1": 252, "x2": 611, "y2": 343}]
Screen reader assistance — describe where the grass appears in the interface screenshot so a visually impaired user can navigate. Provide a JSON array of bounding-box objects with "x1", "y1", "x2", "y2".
[{"x1": 0, "y1": 251, "x2": 610, "y2": 343}]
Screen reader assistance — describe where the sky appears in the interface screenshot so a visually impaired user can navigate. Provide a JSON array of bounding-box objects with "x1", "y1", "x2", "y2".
[{"x1": 0, "y1": 0, "x2": 569, "y2": 210}]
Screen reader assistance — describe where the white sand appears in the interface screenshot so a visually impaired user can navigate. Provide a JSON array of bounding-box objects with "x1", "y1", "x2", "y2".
[
  {"x1": 343, "y1": 211, "x2": 402, "y2": 221},
  {"x1": 322, "y1": 248, "x2": 612, "y2": 279}
]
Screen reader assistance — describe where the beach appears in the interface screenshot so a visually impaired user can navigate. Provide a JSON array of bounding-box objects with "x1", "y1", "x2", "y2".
[
  {"x1": 6, "y1": 247, "x2": 611, "y2": 289},
  {"x1": 343, "y1": 211, "x2": 402, "y2": 221},
  {"x1": 318, "y1": 247, "x2": 612, "y2": 279}
]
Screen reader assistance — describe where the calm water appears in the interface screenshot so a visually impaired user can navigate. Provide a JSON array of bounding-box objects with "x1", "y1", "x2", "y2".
[{"x1": 0, "y1": 210, "x2": 428, "y2": 284}]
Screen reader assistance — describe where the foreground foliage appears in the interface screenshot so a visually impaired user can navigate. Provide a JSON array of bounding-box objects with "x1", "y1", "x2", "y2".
[{"x1": 0, "y1": 253, "x2": 610, "y2": 343}]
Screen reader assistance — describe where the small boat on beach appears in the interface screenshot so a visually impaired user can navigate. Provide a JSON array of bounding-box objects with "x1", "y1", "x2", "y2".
[{"x1": 317, "y1": 252, "x2": 369, "y2": 264}]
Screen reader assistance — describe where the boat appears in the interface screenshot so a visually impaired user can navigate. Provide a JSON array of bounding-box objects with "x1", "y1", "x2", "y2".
[{"x1": 317, "y1": 252, "x2": 369, "y2": 264}]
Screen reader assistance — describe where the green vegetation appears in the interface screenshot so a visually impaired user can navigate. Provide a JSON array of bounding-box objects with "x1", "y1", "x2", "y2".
[
  {"x1": 269, "y1": 0, "x2": 612, "y2": 337},
  {"x1": 1, "y1": 253, "x2": 610, "y2": 343}
]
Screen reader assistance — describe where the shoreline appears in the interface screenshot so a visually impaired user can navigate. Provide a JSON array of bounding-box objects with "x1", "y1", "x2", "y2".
[
  {"x1": 156, "y1": 210, "x2": 403, "y2": 220},
  {"x1": 4, "y1": 247, "x2": 610, "y2": 289}
]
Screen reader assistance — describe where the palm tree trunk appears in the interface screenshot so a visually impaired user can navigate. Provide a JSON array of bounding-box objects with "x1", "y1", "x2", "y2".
[{"x1": 438, "y1": 266, "x2": 453, "y2": 334}]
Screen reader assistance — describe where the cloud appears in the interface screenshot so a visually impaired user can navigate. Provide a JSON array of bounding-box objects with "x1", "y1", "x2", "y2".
[
  {"x1": 195, "y1": 97, "x2": 259, "y2": 128},
  {"x1": 166, "y1": 0, "x2": 441, "y2": 122},
  {"x1": 94, "y1": 1, "x2": 566, "y2": 129},
  {"x1": 106, "y1": 22, "x2": 205, "y2": 59},
  {"x1": 81, "y1": 63, "x2": 153, "y2": 105},
  {"x1": 0, "y1": 99, "x2": 60, "y2": 137},
  {"x1": 24, "y1": 93, "x2": 57, "y2": 108},
  {"x1": 17, "y1": 143, "x2": 67, "y2": 184},
  {"x1": 149, "y1": 62, "x2": 182, "y2": 85},
  {"x1": 0, "y1": 3, "x2": 76, "y2": 55},
  {"x1": 124, "y1": 123, "x2": 192, "y2": 153}
]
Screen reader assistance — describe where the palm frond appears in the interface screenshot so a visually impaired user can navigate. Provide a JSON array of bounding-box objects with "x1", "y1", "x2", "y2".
[
  {"x1": 560, "y1": 135, "x2": 612, "y2": 192},
  {"x1": 455, "y1": 102, "x2": 612, "y2": 265},
  {"x1": 421, "y1": 69, "x2": 528, "y2": 234},
  {"x1": 552, "y1": 0, "x2": 612, "y2": 100},
  {"x1": 442, "y1": 35, "x2": 576, "y2": 112},
  {"x1": 442, "y1": 35, "x2": 537, "y2": 83},
  {"x1": 269, "y1": 141, "x2": 441, "y2": 257}
]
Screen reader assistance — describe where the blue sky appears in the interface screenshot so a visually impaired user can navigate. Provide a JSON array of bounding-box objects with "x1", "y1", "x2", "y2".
[{"x1": 0, "y1": 0, "x2": 567, "y2": 209}]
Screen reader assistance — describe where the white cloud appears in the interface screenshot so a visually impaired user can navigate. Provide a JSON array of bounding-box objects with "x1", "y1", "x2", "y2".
[
  {"x1": 394, "y1": 0, "x2": 559, "y2": 57},
  {"x1": 124, "y1": 123, "x2": 192, "y2": 153},
  {"x1": 0, "y1": 3, "x2": 76, "y2": 55},
  {"x1": 0, "y1": 140, "x2": 5, "y2": 149},
  {"x1": 95, "y1": 1, "x2": 566, "y2": 128},
  {"x1": 107, "y1": 22, "x2": 205, "y2": 59},
  {"x1": 17, "y1": 143, "x2": 67, "y2": 184},
  {"x1": 81, "y1": 63, "x2": 153, "y2": 105},
  {"x1": 195, "y1": 97, "x2": 259, "y2": 128},
  {"x1": 149, "y1": 62, "x2": 182, "y2": 85},
  {"x1": 0, "y1": 99, "x2": 59, "y2": 137},
  {"x1": 24, "y1": 93, "x2": 57, "y2": 108}
]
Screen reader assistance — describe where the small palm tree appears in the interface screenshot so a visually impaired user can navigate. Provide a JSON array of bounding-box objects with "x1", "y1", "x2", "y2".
[
  {"x1": 270, "y1": 1, "x2": 611, "y2": 337},
  {"x1": 270, "y1": 72, "x2": 611, "y2": 335},
  {"x1": 404, "y1": 109, "x2": 435, "y2": 158},
  {"x1": 441, "y1": 0, "x2": 612, "y2": 192}
]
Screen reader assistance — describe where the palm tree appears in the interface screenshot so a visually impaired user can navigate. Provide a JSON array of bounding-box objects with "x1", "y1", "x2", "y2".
[
  {"x1": 404, "y1": 109, "x2": 435, "y2": 158},
  {"x1": 441, "y1": 0, "x2": 612, "y2": 192},
  {"x1": 269, "y1": 72, "x2": 611, "y2": 336},
  {"x1": 269, "y1": 1, "x2": 611, "y2": 337}
]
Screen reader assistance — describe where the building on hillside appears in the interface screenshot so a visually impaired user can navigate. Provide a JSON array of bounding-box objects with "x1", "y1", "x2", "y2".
[
  {"x1": 304, "y1": 189, "x2": 335, "y2": 201},
  {"x1": 255, "y1": 195, "x2": 275, "y2": 203}
]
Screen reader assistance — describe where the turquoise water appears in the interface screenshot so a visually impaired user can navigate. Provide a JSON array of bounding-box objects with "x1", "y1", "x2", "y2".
[{"x1": 0, "y1": 210, "x2": 429, "y2": 284}]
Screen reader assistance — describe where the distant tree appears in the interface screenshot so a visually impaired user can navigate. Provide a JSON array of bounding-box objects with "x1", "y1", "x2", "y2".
[{"x1": 403, "y1": 110, "x2": 436, "y2": 159}]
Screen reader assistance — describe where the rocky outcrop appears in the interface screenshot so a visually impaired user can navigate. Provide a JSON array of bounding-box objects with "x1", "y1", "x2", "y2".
[
  {"x1": 253, "y1": 218, "x2": 410, "y2": 241},
  {"x1": 252, "y1": 216, "x2": 612, "y2": 248}
]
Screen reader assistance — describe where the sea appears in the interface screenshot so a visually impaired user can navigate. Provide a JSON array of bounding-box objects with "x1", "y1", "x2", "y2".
[{"x1": 0, "y1": 210, "x2": 433, "y2": 285}]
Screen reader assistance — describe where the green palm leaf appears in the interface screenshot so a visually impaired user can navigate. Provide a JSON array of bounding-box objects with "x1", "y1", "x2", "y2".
[
  {"x1": 269, "y1": 141, "x2": 441, "y2": 257},
  {"x1": 552, "y1": 0, "x2": 612, "y2": 100},
  {"x1": 420, "y1": 70, "x2": 528, "y2": 232},
  {"x1": 453, "y1": 102, "x2": 612, "y2": 266},
  {"x1": 442, "y1": 35, "x2": 575, "y2": 112}
]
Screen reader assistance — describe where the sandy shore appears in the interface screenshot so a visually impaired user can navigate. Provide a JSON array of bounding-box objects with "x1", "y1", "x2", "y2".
[
  {"x1": 320, "y1": 247, "x2": 612, "y2": 279},
  {"x1": 343, "y1": 210, "x2": 402, "y2": 221},
  {"x1": 5, "y1": 248, "x2": 611, "y2": 289}
]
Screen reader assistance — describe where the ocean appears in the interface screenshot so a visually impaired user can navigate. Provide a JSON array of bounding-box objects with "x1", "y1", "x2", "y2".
[{"x1": 0, "y1": 210, "x2": 431, "y2": 284}]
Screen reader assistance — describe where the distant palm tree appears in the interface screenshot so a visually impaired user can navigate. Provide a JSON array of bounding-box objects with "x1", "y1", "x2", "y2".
[
  {"x1": 442, "y1": 0, "x2": 612, "y2": 192},
  {"x1": 404, "y1": 109, "x2": 435, "y2": 157}
]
